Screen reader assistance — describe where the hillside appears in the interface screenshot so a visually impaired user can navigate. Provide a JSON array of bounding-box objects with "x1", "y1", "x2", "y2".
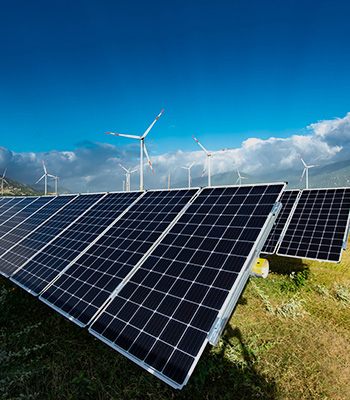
[{"x1": 0, "y1": 176, "x2": 41, "y2": 196}]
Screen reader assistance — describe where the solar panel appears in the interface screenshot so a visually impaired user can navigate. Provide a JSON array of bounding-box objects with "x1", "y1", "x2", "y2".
[
  {"x1": 40, "y1": 189, "x2": 198, "y2": 327},
  {"x1": 0, "y1": 194, "x2": 103, "y2": 277},
  {"x1": 0, "y1": 197, "x2": 28, "y2": 222},
  {"x1": 261, "y1": 190, "x2": 300, "y2": 254},
  {"x1": 11, "y1": 191, "x2": 143, "y2": 295},
  {"x1": 89, "y1": 184, "x2": 285, "y2": 389},
  {"x1": 0, "y1": 197, "x2": 47, "y2": 238},
  {"x1": 0, "y1": 197, "x2": 16, "y2": 214},
  {"x1": 277, "y1": 188, "x2": 350, "y2": 262}
]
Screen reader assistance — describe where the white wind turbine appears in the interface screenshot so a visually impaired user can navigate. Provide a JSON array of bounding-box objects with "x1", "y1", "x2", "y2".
[
  {"x1": 178, "y1": 160, "x2": 196, "y2": 189},
  {"x1": 235, "y1": 167, "x2": 248, "y2": 185},
  {"x1": 50, "y1": 175, "x2": 59, "y2": 195},
  {"x1": 35, "y1": 160, "x2": 55, "y2": 195},
  {"x1": 107, "y1": 110, "x2": 164, "y2": 190},
  {"x1": 1, "y1": 169, "x2": 8, "y2": 195},
  {"x1": 118, "y1": 163, "x2": 139, "y2": 191},
  {"x1": 298, "y1": 153, "x2": 320, "y2": 189},
  {"x1": 192, "y1": 135, "x2": 229, "y2": 187}
]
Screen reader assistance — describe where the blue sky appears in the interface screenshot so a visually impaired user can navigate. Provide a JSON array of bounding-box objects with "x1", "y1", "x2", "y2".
[{"x1": 1, "y1": 0, "x2": 350, "y2": 191}]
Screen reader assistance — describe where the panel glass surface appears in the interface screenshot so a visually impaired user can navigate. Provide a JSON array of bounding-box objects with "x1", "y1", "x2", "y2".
[
  {"x1": 0, "y1": 198, "x2": 16, "y2": 214},
  {"x1": 89, "y1": 184, "x2": 284, "y2": 389},
  {"x1": 0, "y1": 197, "x2": 50, "y2": 239},
  {"x1": 0, "y1": 197, "x2": 28, "y2": 223},
  {"x1": 277, "y1": 188, "x2": 350, "y2": 262},
  {"x1": 40, "y1": 189, "x2": 197, "y2": 327},
  {"x1": 0, "y1": 194, "x2": 103, "y2": 277},
  {"x1": 11, "y1": 192, "x2": 142, "y2": 295},
  {"x1": 261, "y1": 190, "x2": 300, "y2": 254}
]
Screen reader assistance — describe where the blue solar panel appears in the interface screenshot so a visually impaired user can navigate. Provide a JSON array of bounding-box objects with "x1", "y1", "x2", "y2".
[
  {"x1": 89, "y1": 184, "x2": 285, "y2": 389},
  {"x1": 0, "y1": 197, "x2": 28, "y2": 223},
  {"x1": 11, "y1": 191, "x2": 143, "y2": 295},
  {"x1": 40, "y1": 189, "x2": 198, "y2": 327},
  {"x1": 0, "y1": 194, "x2": 103, "y2": 277},
  {"x1": 0, "y1": 198, "x2": 16, "y2": 214}
]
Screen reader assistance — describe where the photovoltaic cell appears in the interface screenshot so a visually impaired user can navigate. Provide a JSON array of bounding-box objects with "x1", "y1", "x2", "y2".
[
  {"x1": 0, "y1": 197, "x2": 51, "y2": 239},
  {"x1": 11, "y1": 191, "x2": 143, "y2": 295},
  {"x1": 0, "y1": 194, "x2": 103, "y2": 277},
  {"x1": 0, "y1": 198, "x2": 16, "y2": 214},
  {"x1": 261, "y1": 190, "x2": 300, "y2": 254},
  {"x1": 40, "y1": 189, "x2": 198, "y2": 327},
  {"x1": 277, "y1": 188, "x2": 350, "y2": 262},
  {"x1": 0, "y1": 197, "x2": 28, "y2": 223},
  {"x1": 89, "y1": 184, "x2": 285, "y2": 389}
]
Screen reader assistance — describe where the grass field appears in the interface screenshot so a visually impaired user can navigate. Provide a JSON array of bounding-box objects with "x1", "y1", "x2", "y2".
[{"x1": 1, "y1": 243, "x2": 349, "y2": 399}]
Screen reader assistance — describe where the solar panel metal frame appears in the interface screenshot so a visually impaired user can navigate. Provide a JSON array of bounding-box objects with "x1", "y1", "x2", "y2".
[
  {"x1": 261, "y1": 190, "x2": 301, "y2": 255},
  {"x1": 88, "y1": 183, "x2": 286, "y2": 389},
  {"x1": 276, "y1": 187, "x2": 350, "y2": 263},
  {"x1": 39, "y1": 187, "x2": 200, "y2": 327},
  {"x1": 11, "y1": 190, "x2": 146, "y2": 296},
  {"x1": 0, "y1": 197, "x2": 16, "y2": 215},
  {"x1": 0, "y1": 194, "x2": 79, "y2": 277},
  {"x1": 0, "y1": 197, "x2": 28, "y2": 219}
]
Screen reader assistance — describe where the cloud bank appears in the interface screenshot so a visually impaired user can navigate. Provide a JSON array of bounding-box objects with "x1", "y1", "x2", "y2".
[{"x1": 1, "y1": 113, "x2": 349, "y2": 193}]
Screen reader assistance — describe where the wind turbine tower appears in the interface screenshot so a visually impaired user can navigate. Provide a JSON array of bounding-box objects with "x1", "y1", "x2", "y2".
[
  {"x1": 118, "y1": 163, "x2": 139, "y2": 191},
  {"x1": 1, "y1": 169, "x2": 8, "y2": 195},
  {"x1": 107, "y1": 110, "x2": 164, "y2": 190},
  {"x1": 35, "y1": 161, "x2": 55, "y2": 195},
  {"x1": 51, "y1": 175, "x2": 59, "y2": 195},
  {"x1": 235, "y1": 167, "x2": 248, "y2": 185},
  {"x1": 192, "y1": 136, "x2": 229, "y2": 187},
  {"x1": 178, "y1": 160, "x2": 196, "y2": 188},
  {"x1": 298, "y1": 153, "x2": 320, "y2": 189}
]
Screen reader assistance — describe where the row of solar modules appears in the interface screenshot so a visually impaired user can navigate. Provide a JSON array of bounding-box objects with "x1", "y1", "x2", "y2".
[
  {"x1": 262, "y1": 188, "x2": 350, "y2": 262},
  {"x1": 0, "y1": 184, "x2": 349, "y2": 389},
  {"x1": 0, "y1": 185, "x2": 285, "y2": 388}
]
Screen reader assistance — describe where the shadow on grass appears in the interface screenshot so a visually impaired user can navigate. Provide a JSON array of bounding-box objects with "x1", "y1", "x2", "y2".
[
  {"x1": 266, "y1": 254, "x2": 308, "y2": 275},
  {"x1": 186, "y1": 324, "x2": 278, "y2": 400}
]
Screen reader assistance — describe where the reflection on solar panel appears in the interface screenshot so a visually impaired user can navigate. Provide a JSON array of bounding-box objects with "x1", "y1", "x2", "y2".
[
  {"x1": 89, "y1": 184, "x2": 285, "y2": 389},
  {"x1": 261, "y1": 190, "x2": 300, "y2": 254},
  {"x1": 0, "y1": 197, "x2": 28, "y2": 223},
  {"x1": 0, "y1": 197, "x2": 47, "y2": 239},
  {"x1": 11, "y1": 191, "x2": 143, "y2": 295},
  {"x1": 0, "y1": 194, "x2": 103, "y2": 277},
  {"x1": 0, "y1": 198, "x2": 16, "y2": 214},
  {"x1": 40, "y1": 189, "x2": 198, "y2": 327},
  {"x1": 277, "y1": 188, "x2": 350, "y2": 262}
]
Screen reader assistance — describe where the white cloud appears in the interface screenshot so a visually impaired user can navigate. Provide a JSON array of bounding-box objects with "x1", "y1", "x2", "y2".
[{"x1": 1, "y1": 113, "x2": 349, "y2": 192}]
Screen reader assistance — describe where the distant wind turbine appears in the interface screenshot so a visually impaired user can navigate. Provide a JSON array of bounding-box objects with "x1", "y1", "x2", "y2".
[
  {"x1": 298, "y1": 153, "x2": 320, "y2": 189},
  {"x1": 192, "y1": 136, "x2": 229, "y2": 187},
  {"x1": 235, "y1": 168, "x2": 248, "y2": 185},
  {"x1": 107, "y1": 110, "x2": 164, "y2": 190},
  {"x1": 118, "y1": 163, "x2": 139, "y2": 191},
  {"x1": 178, "y1": 160, "x2": 196, "y2": 188},
  {"x1": 50, "y1": 175, "x2": 59, "y2": 195},
  {"x1": 1, "y1": 169, "x2": 8, "y2": 195},
  {"x1": 35, "y1": 161, "x2": 55, "y2": 195}
]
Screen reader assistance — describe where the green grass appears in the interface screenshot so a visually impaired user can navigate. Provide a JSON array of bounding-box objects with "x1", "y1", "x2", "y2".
[{"x1": 1, "y1": 243, "x2": 350, "y2": 399}]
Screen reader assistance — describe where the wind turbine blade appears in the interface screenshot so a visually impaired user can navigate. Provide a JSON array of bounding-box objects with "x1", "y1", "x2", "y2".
[
  {"x1": 118, "y1": 163, "x2": 129, "y2": 173},
  {"x1": 212, "y1": 147, "x2": 230, "y2": 154},
  {"x1": 141, "y1": 109, "x2": 164, "y2": 139},
  {"x1": 2, "y1": 168, "x2": 7, "y2": 178},
  {"x1": 235, "y1": 177, "x2": 240, "y2": 185},
  {"x1": 107, "y1": 132, "x2": 141, "y2": 140},
  {"x1": 47, "y1": 174, "x2": 55, "y2": 178},
  {"x1": 189, "y1": 160, "x2": 196, "y2": 168},
  {"x1": 143, "y1": 144, "x2": 154, "y2": 174},
  {"x1": 201, "y1": 157, "x2": 208, "y2": 180},
  {"x1": 42, "y1": 160, "x2": 47, "y2": 174},
  {"x1": 192, "y1": 135, "x2": 209, "y2": 154},
  {"x1": 309, "y1": 164, "x2": 320, "y2": 168},
  {"x1": 300, "y1": 168, "x2": 306, "y2": 183},
  {"x1": 130, "y1": 167, "x2": 139, "y2": 174},
  {"x1": 298, "y1": 153, "x2": 307, "y2": 167},
  {"x1": 3, "y1": 179, "x2": 8, "y2": 185},
  {"x1": 178, "y1": 165, "x2": 187, "y2": 169},
  {"x1": 35, "y1": 175, "x2": 45, "y2": 185}
]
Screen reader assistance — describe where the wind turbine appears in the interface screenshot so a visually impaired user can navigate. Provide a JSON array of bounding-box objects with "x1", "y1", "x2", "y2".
[
  {"x1": 1, "y1": 169, "x2": 8, "y2": 195},
  {"x1": 192, "y1": 136, "x2": 229, "y2": 187},
  {"x1": 235, "y1": 167, "x2": 248, "y2": 185},
  {"x1": 35, "y1": 161, "x2": 55, "y2": 195},
  {"x1": 118, "y1": 163, "x2": 139, "y2": 191},
  {"x1": 50, "y1": 175, "x2": 59, "y2": 195},
  {"x1": 107, "y1": 110, "x2": 164, "y2": 190},
  {"x1": 298, "y1": 153, "x2": 320, "y2": 189},
  {"x1": 178, "y1": 160, "x2": 196, "y2": 188}
]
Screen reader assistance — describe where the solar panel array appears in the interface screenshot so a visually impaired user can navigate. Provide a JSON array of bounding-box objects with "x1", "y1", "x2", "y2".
[
  {"x1": 261, "y1": 190, "x2": 300, "y2": 254},
  {"x1": 2, "y1": 183, "x2": 350, "y2": 389},
  {"x1": 277, "y1": 188, "x2": 350, "y2": 262}
]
